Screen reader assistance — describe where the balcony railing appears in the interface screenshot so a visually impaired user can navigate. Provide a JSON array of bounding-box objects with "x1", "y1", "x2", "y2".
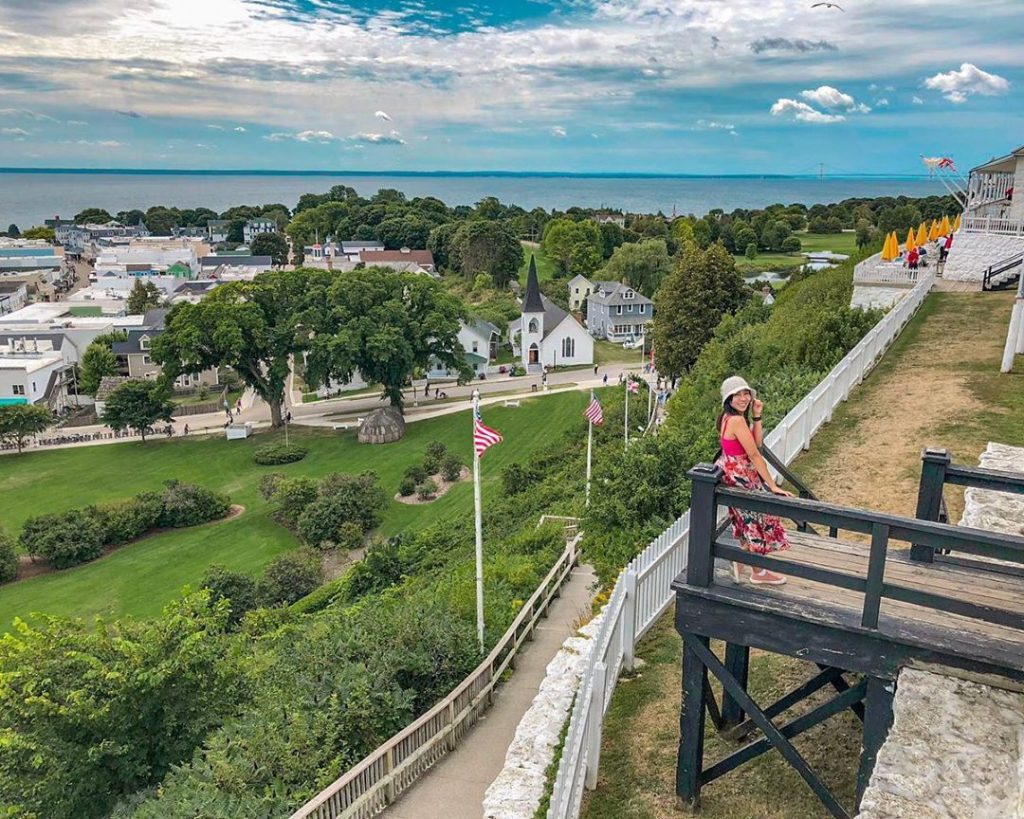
[{"x1": 961, "y1": 216, "x2": 1024, "y2": 237}]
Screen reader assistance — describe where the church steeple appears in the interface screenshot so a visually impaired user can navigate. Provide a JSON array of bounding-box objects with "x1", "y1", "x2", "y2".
[{"x1": 523, "y1": 254, "x2": 544, "y2": 313}]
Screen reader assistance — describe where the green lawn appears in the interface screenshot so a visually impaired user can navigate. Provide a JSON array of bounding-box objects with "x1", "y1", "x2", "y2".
[
  {"x1": 595, "y1": 339, "x2": 647, "y2": 367},
  {"x1": 735, "y1": 233, "x2": 861, "y2": 274},
  {"x1": 0, "y1": 391, "x2": 587, "y2": 628},
  {"x1": 519, "y1": 242, "x2": 559, "y2": 285},
  {"x1": 796, "y1": 231, "x2": 859, "y2": 255}
]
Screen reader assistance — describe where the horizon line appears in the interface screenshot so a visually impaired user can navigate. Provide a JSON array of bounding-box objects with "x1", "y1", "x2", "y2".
[{"x1": 0, "y1": 167, "x2": 935, "y2": 180}]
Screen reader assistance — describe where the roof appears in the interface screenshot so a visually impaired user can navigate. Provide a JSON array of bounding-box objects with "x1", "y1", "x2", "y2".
[
  {"x1": 568, "y1": 274, "x2": 592, "y2": 285},
  {"x1": 467, "y1": 317, "x2": 501, "y2": 339},
  {"x1": 0, "y1": 332, "x2": 64, "y2": 351},
  {"x1": 589, "y1": 281, "x2": 654, "y2": 307},
  {"x1": 200, "y1": 255, "x2": 271, "y2": 268},
  {"x1": 522, "y1": 255, "x2": 544, "y2": 313},
  {"x1": 538, "y1": 294, "x2": 569, "y2": 340},
  {"x1": 971, "y1": 146, "x2": 1024, "y2": 174},
  {"x1": 360, "y1": 249, "x2": 435, "y2": 267},
  {"x1": 166, "y1": 262, "x2": 192, "y2": 276},
  {"x1": 143, "y1": 308, "x2": 169, "y2": 328},
  {"x1": 95, "y1": 375, "x2": 129, "y2": 399}
]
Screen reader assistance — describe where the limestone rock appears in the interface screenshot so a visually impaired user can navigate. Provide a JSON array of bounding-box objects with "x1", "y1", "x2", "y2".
[
  {"x1": 851, "y1": 286, "x2": 909, "y2": 311},
  {"x1": 357, "y1": 407, "x2": 405, "y2": 444}
]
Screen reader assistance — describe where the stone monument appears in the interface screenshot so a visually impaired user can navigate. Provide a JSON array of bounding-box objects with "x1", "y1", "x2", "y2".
[{"x1": 358, "y1": 406, "x2": 406, "y2": 443}]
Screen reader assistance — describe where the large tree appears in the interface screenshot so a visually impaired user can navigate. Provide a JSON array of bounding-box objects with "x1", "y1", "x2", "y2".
[
  {"x1": 78, "y1": 330, "x2": 127, "y2": 395},
  {"x1": 0, "y1": 404, "x2": 51, "y2": 453},
  {"x1": 450, "y1": 219, "x2": 524, "y2": 288},
  {"x1": 305, "y1": 267, "x2": 469, "y2": 409},
  {"x1": 73, "y1": 207, "x2": 112, "y2": 224},
  {"x1": 597, "y1": 238, "x2": 673, "y2": 298},
  {"x1": 101, "y1": 379, "x2": 174, "y2": 442},
  {"x1": 651, "y1": 243, "x2": 748, "y2": 380},
  {"x1": 22, "y1": 226, "x2": 55, "y2": 242},
  {"x1": 126, "y1": 279, "x2": 163, "y2": 315},
  {"x1": 5, "y1": 224, "x2": 19, "y2": 238},
  {"x1": 249, "y1": 232, "x2": 289, "y2": 266},
  {"x1": 153, "y1": 269, "x2": 327, "y2": 427},
  {"x1": 541, "y1": 218, "x2": 603, "y2": 277}
]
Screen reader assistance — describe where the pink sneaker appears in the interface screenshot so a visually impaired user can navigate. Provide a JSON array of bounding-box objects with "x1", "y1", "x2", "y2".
[{"x1": 749, "y1": 569, "x2": 786, "y2": 586}]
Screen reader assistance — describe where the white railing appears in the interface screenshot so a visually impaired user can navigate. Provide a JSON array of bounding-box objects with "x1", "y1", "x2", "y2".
[
  {"x1": 962, "y1": 216, "x2": 1024, "y2": 237},
  {"x1": 852, "y1": 255, "x2": 921, "y2": 286},
  {"x1": 546, "y1": 272, "x2": 935, "y2": 819},
  {"x1": 291, "y1": 532, "x2": 581, "y2": 819},
  {"x1": 968, "y1": 171, "x2": 1014, "y2": 207}
]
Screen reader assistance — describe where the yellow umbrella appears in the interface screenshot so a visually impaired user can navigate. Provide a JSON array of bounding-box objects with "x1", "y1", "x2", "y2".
[
  {"x1": 905, "y1": 228, "x2": 917, "y2": 252},
  {"x1": 939, "y1": 215, "x2": 951, "y2": 235},
  {"x1": 916, "y1": 223, "x2": 928, "y2": 246},
  {"x1": 928, "y1": 220, "x2": 940, "y2": 242},
  {"x1": 884, "y1": 231, "x2": 897, "y2": 261},
  {"x1": 880, "y1": 232, "x2": 890, "y2": 260},
  {"x1": 953, "y1": 213, "x2": 961, "y2": 232}
]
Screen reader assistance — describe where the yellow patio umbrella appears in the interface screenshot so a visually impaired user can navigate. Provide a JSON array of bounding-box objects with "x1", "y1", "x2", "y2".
[
  {"x1": 883, "y1": 231, "x2": 897, "y2": 261},
  {"x1": 939, "y1": 214, "x2": 952, "y2": 235},
  {"x1": 880, "y1": 232, "x2": 890, "y2": 260},
  {"x1": 905, "y1": 228, "x2": 917, "y2": 251},
  {"x1": 916, "y1": 223, "x2": 928, "y2": 246},
  {"x1": 929, "y1": 220, "x2": 940, "y2": 242},
  {"x1": 953, "y1": 212, "x2": 961, "y2": 232}
]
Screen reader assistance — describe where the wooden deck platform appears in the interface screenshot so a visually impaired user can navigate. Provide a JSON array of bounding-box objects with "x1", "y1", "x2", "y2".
[{"x1": 675, "y1": 528, "x2": 1024, "y2": 684}]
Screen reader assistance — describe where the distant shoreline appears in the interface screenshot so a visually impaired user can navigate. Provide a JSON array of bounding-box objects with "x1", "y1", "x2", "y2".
[{"x1": 0, "y1": 167, "x2": 932, "y2": 180}]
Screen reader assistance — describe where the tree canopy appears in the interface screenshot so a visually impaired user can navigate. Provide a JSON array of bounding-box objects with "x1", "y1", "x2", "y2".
[
  {"x1": 78, "y1": 330, "x2": 127, "y2": 395},
  {"x1": 0, "y1": 404, "x2": 51, "y2": 453},
  {"x1": 73, "y1": 207, "x2": 113, "y2": 224},
  {"x1": 541, "y1": 218, "x2": 603, "y2": 277},
  {"x1": 126, "y1": 279, "x2": 163, "y2": 315},
  {"x1": 450, "y1": 219, "x2": 523, "y2": 288},
  {"x1": 597, "y1": 238, "x2": 673, "y2": 298},
  {"x1": 249, "y1": 232, "x2": 289, "y2": 266},
  {"x1": 101, "y1": 379, "x2": 174, "y2": 442},
  {"x1": 305, "y1": 267, "x2": 469, "y2": 409},
  {"x1": 22, "y1": 226, "x2": 55, "y2": 242}
]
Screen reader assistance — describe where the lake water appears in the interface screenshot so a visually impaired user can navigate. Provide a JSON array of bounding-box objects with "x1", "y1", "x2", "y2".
[{"x1": 0, "y1": 170, "x2": 945, "y2": 230}]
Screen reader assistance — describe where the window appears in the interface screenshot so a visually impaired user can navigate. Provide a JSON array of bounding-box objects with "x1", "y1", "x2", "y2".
[
  {"x1": 139, "y1": 335, "x2": 150, "y2": 351},
  {"x1": 562, "y1": 337, "x2": 575, "y2": 358},
  {"x1": 12, "y1": 385, "x2": 25, "y2": 395},
  {"x1": 626, "y1": 304, "x2": 633, "y2": 312},
  {"x1": 640, "y1": 304, "x2": 646, "y2": 314},
  {"x1": 623, "y1": 289, "x2": 635, "y2": 300},
  {"x1": 528, "y1": 318, "x2": 539, "y2": 333},
  {"x1": 472, "y1": 341, "x2": 479, "y2": 353},
  {"x1": 142, "y1": 355, "x2": 152, "y2": 365},
  {"x1": 616, "y1": 305, "x2": 622, "y2": 315}
]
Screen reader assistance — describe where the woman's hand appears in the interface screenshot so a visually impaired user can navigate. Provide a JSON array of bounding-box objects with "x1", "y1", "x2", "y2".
[
  {"x1": 770, "y1": 486, "x2": 794, "y2": 497},
  {"x1": 753, "y1": 398, "x2": 764, "y2": 417}
]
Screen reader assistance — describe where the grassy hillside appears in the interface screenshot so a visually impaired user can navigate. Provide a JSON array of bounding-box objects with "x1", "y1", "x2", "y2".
[
  {"x1": 519, "y1": 241, "x2": 559, "y2": 285},
  {"x1": 0, "y1": 391, "x2": 586, "y2": 627}
]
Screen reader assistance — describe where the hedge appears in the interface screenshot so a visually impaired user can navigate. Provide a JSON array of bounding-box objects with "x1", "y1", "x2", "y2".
[{"x1": 253, "y1": 443, "x2": 309, "y2": 465}]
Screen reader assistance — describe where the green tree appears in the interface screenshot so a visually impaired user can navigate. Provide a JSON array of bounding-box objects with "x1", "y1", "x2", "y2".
[
  {"x1": 745, "y1": 242, "x2": 758, "y2": 260},
  {"x1": 0, "y1": 403, "x2": 51, "y2": 453},
  {"x1": 451, "y1": 219, "x2": 524, "y2": 288},
  {"x1": 0, "y1": 527, "x2": 17, "y2": 583},
  {"x1": 856, "y1": 218, "x2": 875, "y2": 250},
  {"x1": 651, "y1": 243, "x2": 748, "y2": 379},
  {"x1": 101, "y1": 379, "x2": 174, "y2": 443},
  {"x1": 258, "y1": 548, "x2": 323, "y2": 606},
  {"x1": 427, "y1": 222, "x2": 461, "y2": 271},
  {"x1": 0, "y1": 592, "x2": 240, "y2": 819},
  {"x1": 5, "y1": 224, "x2": 19, "y2": 238},
  {"x1": 249, "y1": 231, "x2": 289, "y2": 266},
  {"x1": 73, "y1": 207, "x2": 113, "y2": 224},
  {"x1": 116, "y1": 208, "x2": 146, "y2": 226},
  {"x1": 597, "y1": 238, "x2": 673, "y2": 298},
  {"x1": 201, "y1": 564, "x2": 260, "y2": 625},
  {"x1": 79, "y1": 330, "x2": 127, "y2": 394},
  {"x1": 671, "y1": 218, "x2": 695, "y2": 246},
  {"x1": 153, "y1": 270, "x2": 326, "y2": 427},
  {"x1": 599, "y1": 221, "x2": 626, "y2": 259},
  {"x1": 305, "y1": 268, "x2": 469, "y2": 409},
  {"x1": 541, "y1": 218, "x2": 603, "y2": 276},
  {"x1": 144, "y1": 206, "x2": 181, "y2": 235},
  {"x1": 21, "y1": 226, "x2": 55, "y2": 241},
  {"x1": 126, "y1": 279, "x2": 163, "y2": 314}
]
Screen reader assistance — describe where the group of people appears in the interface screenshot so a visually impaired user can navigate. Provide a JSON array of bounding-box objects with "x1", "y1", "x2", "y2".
[{"x1": 904, "y1": 233, "x2": 954, "y2": 271}]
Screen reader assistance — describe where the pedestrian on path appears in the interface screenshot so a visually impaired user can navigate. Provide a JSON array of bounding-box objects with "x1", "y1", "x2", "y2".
[
  {"x1": 594, "y1": 365, "x2": 598, "y2": 375},
  {"x1": 183, "y1": 423, "x2": 189, "y2": 436},
  {"x1": 716, "y1": 376, "x2": 792, "y2": 587},
  {"x1": 603, "y1": 373, "x2": 608, "y2": 386}
]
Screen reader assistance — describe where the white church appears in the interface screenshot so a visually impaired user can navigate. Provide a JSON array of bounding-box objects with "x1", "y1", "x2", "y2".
[{"x1": 509, "y1": 256, "x2": 593, "y2": 373}]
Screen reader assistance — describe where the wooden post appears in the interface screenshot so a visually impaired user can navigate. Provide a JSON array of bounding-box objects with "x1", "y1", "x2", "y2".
[
  {"x1": 675, "y1": 635, "x2": 709, "y2": 810},
  {"x1": 861, "y1": 524, "x2": 890, "y2": 629},
  {"x1": 856, "y1": 677, "x2": 895, "y2": 810},
  {"x1": 686, "y1": 464, "x2": 721, "y2": 588},
  {"x1": 721, "y1": 643, "x2": 750, "y2": 729},
  {"x1": 585, "y1": 661, "x2": 608, "y2": 790},
  {"x1": 384, "y1": 747, "x2": 396, "y2": 803},
  {"x1": 622, "y1": 568, "x2": 638, "y2": 672},
  {"x1": 912, "y1": 448, "x2": 950, "y2": 562}
]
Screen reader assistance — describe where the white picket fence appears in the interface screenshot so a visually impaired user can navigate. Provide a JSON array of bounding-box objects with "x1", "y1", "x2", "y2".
[{"x1": 545, "y1": 272, "x2": 935, "y2": 818}]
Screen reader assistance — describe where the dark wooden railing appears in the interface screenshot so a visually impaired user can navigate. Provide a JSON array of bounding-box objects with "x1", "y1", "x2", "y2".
[
  {"x1": 762, "y1": 445, "x2": 836, "y2": 537},
  {"x1": 982, "y1": 249, "x2": 1024, "y2": 291},
  {"x1": 686, "y1": 463, "x2": 1024, "y2": 634}
]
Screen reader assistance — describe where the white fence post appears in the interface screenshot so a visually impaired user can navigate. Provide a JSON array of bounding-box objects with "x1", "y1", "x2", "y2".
[
  {"x1": 621, "y1": 569, "x2": 638, "y2": 672},
  {"x1": 584, "y1": 661, "x2": 608, "y2": 791}
]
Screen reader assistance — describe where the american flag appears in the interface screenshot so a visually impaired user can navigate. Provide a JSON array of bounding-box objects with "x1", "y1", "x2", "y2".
[
  {"x1": 473, "y1": 405, "x2": 503, "y2": 458},
  {"x1": 584, "y1": 394, "x2": 604, "y2": 426},
  {"x1": 627, "y1": 379, "x2": 640, "y2": 394},
  {"x1": 937, "y1": 157, "x2": 956, "y2": 170}
]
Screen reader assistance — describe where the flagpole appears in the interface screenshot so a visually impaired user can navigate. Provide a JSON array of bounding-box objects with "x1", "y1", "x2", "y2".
[
  {"x1": 585, "y1": 401, "x2": 593, "y2": 508},
  {"x1": 624, "y1": 375, "x2": 629, "y2": 450},
  {"x1": 472, "y1": 389, "x2": 485, "y2": 654}
]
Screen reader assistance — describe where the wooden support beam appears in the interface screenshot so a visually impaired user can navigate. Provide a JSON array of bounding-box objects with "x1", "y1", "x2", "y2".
[
  {"x1": 913, "y1": 448, "x2": 949, "y2": 562},
  {"x1": 686, "y1": 464, "x2": 721, "y2": 588},
  {"x1": 724, "y1": 665, "x2": 847, "y2": 741},
  {"x1": 856, "y1": 677, "x2": 895, "y2": 810},
  {"x1": 720, "y1": 643, "x2": 749, "y2": 729},
  {"x1": 675, "y1": 635, "x2": 709, "y2": 810}
]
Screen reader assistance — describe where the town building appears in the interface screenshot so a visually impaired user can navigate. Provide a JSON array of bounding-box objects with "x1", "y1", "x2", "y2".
[
  {"x1": 243, "y1": 218, "x2": 277, "y2": 245},
  {"x1": 0, "y1": 305, "x2": 145, "y2": 366},
  {"x1": 426, "y1": 317, "x2": 501, "y2": 380},
  {"x1": 594, "y1": 212, "x2": 626, "y2": 228},
  {"x1": 360, "y1": 248, "x2": 436, "y2": 274},
  {"x1": 111, "y1": 308, "x2": 219, "y2": 390},
  {"x1": 0, "y1": 282, "x2": 29, "y2": 316},
  {"x1": 0, "y1": 338, "x2": 72, "y2": 410},
  {"x1": 567, "y1": 274, "x2": 593, "y2": 312},
  {"x1": 586, "y1": 280, "x2": 654, "y2": 342},
  {"x1": 510, "y1": 256, "x2": 593, "y2": 372},
  {"x1": 207, "y1": 220, "x2": 231, "y2": 243}
]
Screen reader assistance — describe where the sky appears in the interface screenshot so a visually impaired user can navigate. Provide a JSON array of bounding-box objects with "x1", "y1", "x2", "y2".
[{"x1": 0, "y1": 0, "x2": 1021, "y2": 174}]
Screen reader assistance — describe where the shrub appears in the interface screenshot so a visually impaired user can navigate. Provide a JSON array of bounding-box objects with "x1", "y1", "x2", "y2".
[
  {"x1": 398, "y1": 476, "x2": 417, "y2": 496},
  {"x1": 440, "y1": 454, "x2": 462, "y2": 482},
  {"x1": 416, "y1": 478, "x2": 438, "y2": 500},
  {"x1": 403, "y1": 464, "x2": 428, "y2": 484},
  {"x1": 336, "y1": 522, "x2": 364, "y2": 551},
  {"x1": 271, "y1": 476, "x2": 319, "y2": 526},
  {"x1": 95, "y1": 492, "x2": 163, "y2": 545},
  {"x1": 258, "y1": 549, "x2": 323, "y2": 606},
  {"x1": 314, "y1": 472, "x2": 386, "y2": 533},
  {"x1": 20, "y1": 509, "x2": 105, "y2": 569},
  {"x1": 782, "y1": 235, "x2": 802, "y2": 253},
  {"x1": 425, "y1": 440, "x2": 447, "y2": 462},
  {"x1": 258, "y1": 472, "x2": 285, "y2": 501},
  {"x1": 744, "y1": 242, "x2": 757, "y2": 260},
  {"x1": 158, "y1": 482, "x2": 231, "y2": 528},
  {"x1": 502, "y1": 462, "x2": 538, "y2": 495},
  {"x1": 0, "y1": 528, "x2": 17, "y2": 584},
  {"x1": 200, "y1": 565, "x2": 260, "y2": 626},
  {"x1": 253, "y1": 443, "x2": 308, "y2": 466}
]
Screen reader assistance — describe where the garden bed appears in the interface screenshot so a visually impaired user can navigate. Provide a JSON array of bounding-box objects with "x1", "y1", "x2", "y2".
[{"x1": 394, "y1": 466, "x2": 470, "y2": 504}]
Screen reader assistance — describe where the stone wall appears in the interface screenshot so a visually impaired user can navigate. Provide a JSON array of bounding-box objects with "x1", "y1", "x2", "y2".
[
  {"x1": 856, "y1": 668, "x2": 1024, "y2": 819},
  {"x1": 851, "y1": 286, "x2": 909, "y2": 310},
  {"x1": 943, "y1": 232, "x2": 1024, "y2": 282}
]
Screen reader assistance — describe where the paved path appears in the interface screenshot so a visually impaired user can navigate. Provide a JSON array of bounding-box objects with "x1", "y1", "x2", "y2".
[{"x1": 380, "y1": 563, "x2": 597, "y2": 819}]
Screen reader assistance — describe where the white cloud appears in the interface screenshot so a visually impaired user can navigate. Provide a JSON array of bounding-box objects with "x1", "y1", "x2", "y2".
[
  {"x1": 770, "y1": 98, "x2": 845, "y2": 124},
  {"x1": 207, "y1": 124, "x2": 225, "y2": 130},
  {"x1": 800, "y1": 85, "x2": 854, "y2": 109},
  {"x1": 852, "y1": 102, "x2": 871, "y2": 113},
  {"x1": 295, "y1": 129, "x2": 341, "y2": 142},
  {"x1": 64, "y1": 139, "x2": 127, "y2": 148},
  {"x1": 875, "y1": 97, "x2": 889, "y2": 107},
  {"x1": 0, "y1": 109, "x2": 58, "y2": 122},
  {"x1": 66, "y1": 120, "x2": 88, "y2": 126},
  {"x1": 374, "y1": 110, "x2": 393, "y2": 122},
  {"x1": 697, "y1": 119, "x2": 738, "y2": 134},
  {"x1": 912, "y1": 95, "x2": 924, "y2": 105},
  {"x1": 264, "y1": 132, "x2": 290, "y2": 141},
  {"x1": 1, "y1": 128, "x2": 30, "y2": 137},
  {"x1": 195, "y1": 142, "x2": 215, "y2": 149},
  {"x1": 924, "y1": 63, "x2": 1010, "y2": 103},
  {"x1": 551, "y1": 126, "x2": 567, "y2": 138},
  {"x1": 350, "y1": 132, "x2": 405, "y2": 145},
  {"x1": 234, "y1": 126, "x2": 246, "y2": 132}
]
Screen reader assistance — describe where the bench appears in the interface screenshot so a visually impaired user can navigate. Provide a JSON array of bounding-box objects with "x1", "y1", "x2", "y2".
[{"x1": 503, "y1": 400, "x2": 521, "y2": 408}]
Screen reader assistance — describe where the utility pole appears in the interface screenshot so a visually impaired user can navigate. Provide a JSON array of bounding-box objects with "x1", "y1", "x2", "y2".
[{"x1": 819, "y1": 163, "x2": 825, "y2": 181}]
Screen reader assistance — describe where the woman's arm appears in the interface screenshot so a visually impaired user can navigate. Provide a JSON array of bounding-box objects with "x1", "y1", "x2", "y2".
[
  {"x1": 727, "y1": 416, "x2": 789, "y2": 495},
  {"x1": 751, "y1": 399, "x2": 764, "y2": 448}
]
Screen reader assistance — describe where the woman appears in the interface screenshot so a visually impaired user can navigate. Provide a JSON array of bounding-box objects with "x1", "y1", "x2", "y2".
[{"x1": 716, "y1": 376, "x2": 792, "y2": 585}]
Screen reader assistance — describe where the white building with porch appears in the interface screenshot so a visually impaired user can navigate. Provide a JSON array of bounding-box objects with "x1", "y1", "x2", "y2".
[{"x1": 510, "y1": 257, "x2": 593, "y2": 372}]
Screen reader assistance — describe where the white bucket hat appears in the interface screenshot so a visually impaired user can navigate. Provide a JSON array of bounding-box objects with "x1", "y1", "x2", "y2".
[{"x1": 720, "y1": 375, "x2": 756, "y2": 404}]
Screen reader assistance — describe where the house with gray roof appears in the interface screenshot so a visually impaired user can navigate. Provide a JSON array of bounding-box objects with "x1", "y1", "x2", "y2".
[
  {"x1": 111, "y1": 308, "x2": 218, "y2": 390},
  {"x1": 427, "y1": 316, "x2": 502, "y2": 379},
  {"x1": 586, "y1": 280, "x2": 654, "y2": 342}
]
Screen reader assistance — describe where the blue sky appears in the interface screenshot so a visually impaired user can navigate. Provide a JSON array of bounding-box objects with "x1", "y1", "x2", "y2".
[{"x1": 0, "y1": 0, "x2": 1021, "y2": 174}]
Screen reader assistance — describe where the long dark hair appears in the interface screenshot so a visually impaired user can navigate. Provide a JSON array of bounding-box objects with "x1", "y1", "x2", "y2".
[{"x1": 716, "y1": 393, "x2": 751, "y2": 436}]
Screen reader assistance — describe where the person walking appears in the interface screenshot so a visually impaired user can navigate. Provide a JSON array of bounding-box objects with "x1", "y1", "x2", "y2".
[
  {"x1": 716, "y1": 376, "x2": 792, "y2": 585},
  {"x1": 183, "y1": 423, "x2": 190, "y2": 436},
  {"x1": 603, "y1": 373, "x2": 609, "y2": 386}
]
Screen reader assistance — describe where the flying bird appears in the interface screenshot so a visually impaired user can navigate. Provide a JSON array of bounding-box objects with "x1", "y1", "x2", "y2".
[
  {"x1": 375, "y1": 110, "x2": 392, "y2": 122},
  {"x1": 811, "y1": 2, "x2": 845, "y2": 9}
]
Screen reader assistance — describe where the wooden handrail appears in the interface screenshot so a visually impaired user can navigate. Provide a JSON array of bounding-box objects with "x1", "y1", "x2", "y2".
[{"x1": 290, "y1": 533, "x2": 581, "y2": 819}]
